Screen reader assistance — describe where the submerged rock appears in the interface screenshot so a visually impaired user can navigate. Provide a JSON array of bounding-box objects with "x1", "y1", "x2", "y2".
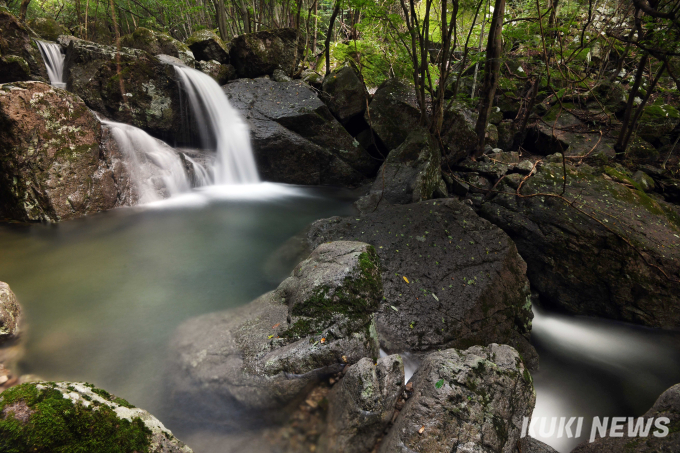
[
  {"x1": 170, "y1": 241, "x2": 382, "y2": 414},
  {"x1": 0, "y1": 282, "x2": 20, "y2": 344},
  {"x1": 185, "y1": 29, "x2": 230, "y2": 64},
  {"x1": 0, "y1": 381, "x2": 192, "y2": 452},
  {"x1": 307, "y1": 199, "x2": 537, "y2": 369},
  {"x1": 366, "y1": 78, "x2": 421, "y2": 151},
  {"x1": 0, "y1": 9, "x2": 48, "y2": 83},
  {"x1": 229, "y1": 28, "x2": 302, "y2": 78},
  {"x1": 0, "y1": 82, "x2": 129, "y2": 222},
  {"x1": 120, "y1": 27, "x2": 195, "y2": 65},
  {"x1": 378, "y1": 344, "x2": 535, "y2": 453}
]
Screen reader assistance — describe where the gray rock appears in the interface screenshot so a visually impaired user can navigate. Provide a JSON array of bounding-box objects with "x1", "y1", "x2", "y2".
[
  {"x1": 121, "y1": 27, "x2": 195, "y2": 65},
  {"x1": 322, "y1": 63, "x2": 370, "y2": 124},
  {"x1": 185, "y1": 29, "x2": 230, "y2": 64},
  {"x1": 366, "y1": 78, "x2": 421, "y2": 151},
  {"x1": 0, "y1": 282, "x2": 20, "y2": 344},
  {"x1": 319, "y1": 355, "x2": 404, "y2": 453},
  {"x1": 170, "y1": 241, "x2": 382, "y2": 413},
  {"x1": 307, "y1": 199, "x2": 537, "y2": 369},
  {"x1": 229, "y1": 28, "x2": 303, "y2": 78},
  {"x1": 272, "y1": 68, "x2": 292, "y2": 82},
  {"x1": 633, "y1": 170, "x2": 655, "y2": 192},
  {"x1": 301, "y1": 69, "x2": 323, "y2": 88},
  {"x1": 378, "y1": 344, "x2": 535, "y2": 453},
  {"x1": 196, "y1": 59, "x2": 236, "y2": 84},
  {"x1": 516, "y1": 160, "x2": 535, "y2": 174},
  {"x1": 519, "y1": 436, "x2": 559, "y2": 452}
]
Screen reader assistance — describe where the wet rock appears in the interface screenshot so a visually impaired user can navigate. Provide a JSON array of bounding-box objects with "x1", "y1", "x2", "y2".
[
  {"x1": 319, "y1": 355, "x2": 404, "y2": 453},
  {"x1": 27, "y1": 17, "x2": 69, "y2": 41},
  {"x1": 0, "y1": 282, "x2": 20, "y2": 344},
  {"x1": 0, "y1": 9, "x2": 48, "y2": 82},
  {"x1": 170, "y1": 241, "x2": 382, "y2": 414},
  {"x1": 120, "y1": 27, "x2": 195, "y2": 65},
  {"x1": 0, "y1": 381, "x2": 193, "y2": 452},
  {"x1": 307, "y1": 199, "x2": 537, "y2": 369},
  {"x1": 366, "y1": 78, "x2": 421, "y2": 151},
  {"x1": 572, "y1": 383, "x2": 680, "y2": 453},
  {"x1": 196, "y1": 60, "x2": 236, "y2": 84},
  {"x1": 476, "y1": 162, "x2": 680, "y2": 329},
  {"x1": 0, "y1": 82, "x2": 129, "y2": 222},
  {"x1": 322, "y1": 63, "x2": 370, "y2": 125},
  {"x1": 272, "y1": 68, "x2": 292, "y2": 82},
  {"x1": 223, "y1": 78, "x2": 376, "y2": 186},
  {"x1": 378, "y1": 344, "x2": 535, "y2": 453},
  {"x1": 230, "y1": 28, "x2": 302, "y2": 78},
  {"x1": 301, "y1": 69, "x2": 323, "y2": 88},
  {"x1": 185, "y1": 29, "x2": 230, "y2": 64},
  {"x1": 633, "y1": 170, "x2": 655, "y2": 192}
]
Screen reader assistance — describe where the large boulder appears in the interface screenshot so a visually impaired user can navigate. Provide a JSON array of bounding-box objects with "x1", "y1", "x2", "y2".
[
  {"x1": 318, "y1": 354, "x2": 404, "y2": 453},
  {"x1": 0, "y1": 282, "x2": 20, "y2": 344},
  {"x1": 170, "y1": 241, "x2": 382, "y2": 414},
  {"x1": 475, "y1": 162, "x2": 680, "y2": 329},
  {"x1": 378, "y1": 344, "x2": 535, "y2": 453},
  {"x1": 0, "y1": 381, "x2": 192, "y2": 452},
  {"x1": 0, "y1": 82, "x2": 130, "y2": 222},
  {"x1": 196, "y1": 59, "x2": 236, "y2": 84},
  {"x1": 223, "y1": 78, "x2": 378, "y2": 186},
  {"x1": 440, "y1": 102, "x2": 478, "y2": 166},
  {"x1": 572, "y1": 383, "x2": 680, "y2": 452},
  {"x1": 120, "y1": 27, "x2": 195, "y2": 65},
  {"x1": 366, "y1": 78, "x2": 421, "y2": 151},
  {"x1": 322, "y1": 63, "x2": 370, "y2": 125},
  {"x1": 185, "y1": 29, "x2": 229, "y2": 64},
  {"x1": 229, "y1": 28, "x2": 302, "y2": 78},
  {"x1": 27, "y1": 17, "x2": 69, "y2": 41},
  {"x1": 519, "y1": 437, "x2": 559, "y2": 452},
  {"x1": 0, "y1": 9, "x2": 48, "y2": 83},
  {"x1": 307, "y1": 199, "x2": 537, "y2": 369},
  {"x1": 637, "y1": 102, "x2": 680, "y2": 146}
]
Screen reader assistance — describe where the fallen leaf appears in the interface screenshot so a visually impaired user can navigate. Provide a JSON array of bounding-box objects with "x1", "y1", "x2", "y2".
[
  {"x1": 418, "y1": 426, "x2": 425, "y2": 434},
  {"x1": 341, "y1": 355, "x2": 348, "y2": 363},
  {"x1": 432, "y1": 294, "x2": 439, "y2": 301},
  {"x1": 403, "y1": 276, "x2": 409, "y2": 283},
  {"x1": 268, "y1": 334, "x2": 274, "y2": 339},
  {"x1": 320, "y1": 337, "x2": 326, "y2": 343},
  {"x1": 391, "y1": 305, "x2": 399, "y2": 312},
  {"x1": 272, "y1": 323, "x2": 280, "y2": 329}
]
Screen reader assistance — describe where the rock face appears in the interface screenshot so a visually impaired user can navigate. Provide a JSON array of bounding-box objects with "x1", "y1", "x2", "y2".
[
  {"x1": 0, "y1": 381, "x2": 193, "y2": 453},
  {"x1": 229, "y1": 28, "x2": 302, "y2": 78},
  {"x1": 319, "y1": 355, "x2": 404, "y2": 453},
  {"x1": 223, "y1": 78, "x2": 377, "y2": 186},
  {"x1": 196, "y1": 59, "x2": 236, "y2": 84},
  {"x1": 519, "y1": 437, "x2": 559, "y2": 453},
  {"x1": 27, "y1": 17, "x2": 69, "y2": 41},
  {"x1": 322, "y1": 63, "x2": 370, "y2": 125},
  {"x1": 185, "y1": 29, "x2": 229, "y2": 64},
  {"x1": 170, "y1": 241, "x2": 382, "y2": 413},
  {"x1": 572, "y1": 383, "x2": 680, "y2": 453},
  {"x1": 63, "y1": 38, "x2": 184, "y2": 145},
  {"x1": 378, "y1": 344, "x2": 535, "y2": 453},
  {"x1": 366, "y1": 78, "x2": 421, "y2": 151},
  {"x1": 120, "y1": 27, "x2": 194, "y2": 65},
  {"x1": 0, "y1": 9, "x2": 48, "y2": 83},
  {"x1": 440, "y1": 102, "x2": 478, "y2": 166},
  {"x1": 0, "y1": 282, "x2": 20, "y2": 344},
  {"x1": 307, "y1": 199, "x2": 537, "y2": 369},
  {"x1": 0, "y1": 82, "x2": 130, "y2": 222},
  {"x1": 475, "y1": 162, "x2": 680, "y2": 329}
]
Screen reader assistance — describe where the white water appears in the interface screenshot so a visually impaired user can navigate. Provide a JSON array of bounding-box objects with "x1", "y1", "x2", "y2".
[
  {"x1": 36, "y1": 40, "x2": 66, "y2": 89},
  {"x1": 173, "y1": 66, "x2": 259, "y2": 184},
  {"x1": 103, "y1": 120, "x2": 211, "y2": 203}
]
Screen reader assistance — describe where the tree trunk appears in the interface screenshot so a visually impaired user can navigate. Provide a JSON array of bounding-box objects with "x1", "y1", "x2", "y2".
[
  {"x1": 614, "y1": 53, "x2": 648, "y2": 156},
  {"x1": 473, "y1": 0, "x2": 506, "y2": 158},
  {"x1": 470, "y1": 0, "x2": 489, "y2": 98},
  {"x1": 325, "y1": 0, "x2": 341, "y2": 76},
  {"x1": 19, "y1": 0, "x2": 31, "y2": 20},
  {"x1": 212, "y1": 0, "x2": 228, "y2": 41}
]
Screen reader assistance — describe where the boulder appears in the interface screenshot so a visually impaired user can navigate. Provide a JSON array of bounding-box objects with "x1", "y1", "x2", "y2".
[
  {"x1": 0, "y1": 82, "x2": 130, "y2": 222},
  {"x1": 365, "y1": 78, "x2": 421, "y2": 151},
  {"x1": 637, "y1": 102, "x2": 679, "y2": 146},
  {"x1": 475, "y1": 162, "x2": 680, "y2": 329},
  {"x1": 27, "y1": 17, "x2": 69, "y2": 41},
  {"x1": 307, "y1": 199, "x2": 537, "y2": 369},
  {"x1": 440, "y1": 101, "x2": 478, "y2": 166},
  {"x1": 378, "y1": 344, "x2": 535, "y2": 453},
  {"x1": 572, "y1": 383, "x2": 680, "y2": 453},
  {"x1": 357, "y1": 128, "x2": 441, "y2": 212},
  {"x1": 0, "y1": 282, "x2": 20, "y2": 344},
  {"x1": 223, "y1": 78, "x2": 377, "y2": 186},
  {"x1": 120, "y1": 27, "x2": 194, "y2": 65},
  {"x1": 0, "y1": 9, "x2": 48, "y2": 83},
  {"x1": 301, "y1": 69, "x2": 323, "y2": 88},
  {"x1": 185, "y1": 29, "x2": 229, "y2": 64},
  {"x1": 318, "y1": 355, "x2": 404, "y2": 453},
  {"x1": 229, "y1": 28, "x2": 302, "y2": 78},
  {"x1": 519, "y1": 437, "x2": 559, "y2": 452},
  {"x1": 196, "y1": 60, "x2": 236, "y2": 84},
  {"x1": 322, "y1": 63, "x2": 370, "y2": 125},
  {"x1": 170, "y1": 241, "x2": 382, "y2": 413},
  {"x1": 0, "y1": 381, "x2": 192, "y2": 452}
]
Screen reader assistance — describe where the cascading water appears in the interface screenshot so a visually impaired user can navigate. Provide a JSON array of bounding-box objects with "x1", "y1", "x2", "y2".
[
  {"x1": 173, "y1": 66, "x2": 259, "y2": 184},
  {"x1": 36, "y1": 40, "x2": 66, "y2": 89}
]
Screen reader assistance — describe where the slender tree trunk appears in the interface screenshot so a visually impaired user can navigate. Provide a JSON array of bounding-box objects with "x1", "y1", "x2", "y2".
[
  {"x1": 325, "y1": 0, "x2": 341, "y2": 76},
  {"x1": 312, "y1": 0, "x2": 318, "y2": 55},
  {"x1": 84, "y1": 0, "x2": 90, "y2": 39},
  {"x1": 471, "y1": 0, "x2": 489, "y2": 98},
  {"x1": 19, "y1": 0, "x2": 31, "y2": 20},
  {"x1": 614, "y1": 53, "x2": 648, "y2": 155},
  {"x1": 212, "y1": 0, "x2": 228, "y2": 40},
  {"x1": 473, "y1": 0, "x2": 506, "y2": 158}
]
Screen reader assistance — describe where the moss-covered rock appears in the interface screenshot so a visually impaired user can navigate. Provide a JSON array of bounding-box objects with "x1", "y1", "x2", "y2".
[
  {"x1": 185, "y1": 29, "x2": 229, "y2": 64},
  {"x1": 0, "y1": 381, "x2": 192, "y2": 453},
  {"x1": 229, "y1": 28, "x2": 303, "y2": 78},
  {"x1": 0, "y1": 281, "x2": 20, "y2": 344},
  {"x1": 322, "y1": 62, "x2": 370, "y2": 125},
  {"x1": 169, "y1": 241, "x2": 382, "y2": 414},
  {"x1": 637, "y1": 101, "x2": 680, "y2": 145},
  {"x1": 120, "y1": 27, "x2": 194, "y2": 66},
  {"x1": 439, "y1": 101, "x2": 478, "y2": 165},
  {"x1": 0, "y1": 9, "x2": 48, "y2": 82},
  {"x1": 196, "y1": 59, "x2": 236, "y2": 84},
  {"x1": 27, "y1": 17, "x2": 69, "y2": 41}
]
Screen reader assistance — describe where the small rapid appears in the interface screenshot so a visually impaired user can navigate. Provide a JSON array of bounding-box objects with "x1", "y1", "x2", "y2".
[{"x1": 36, "y1": 40, "x2": 66, "y2": 88}]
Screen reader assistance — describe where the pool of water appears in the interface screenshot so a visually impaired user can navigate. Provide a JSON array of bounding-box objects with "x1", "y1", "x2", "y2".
[{"x1": 1, "y1": 185, "x2": 678, "y2": 453}]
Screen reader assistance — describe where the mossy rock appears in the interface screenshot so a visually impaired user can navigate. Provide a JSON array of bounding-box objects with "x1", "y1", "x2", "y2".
[
  {"x1": 27, "y1": 17, "x2": 69, "y2": 41},
  {"x1": 229, "y1": 28, "x2": 302, "y2": 78},
  {"x1": 185, "y1": 29, "x2": 229, "y2": 64},
  {"x1": 637, "y1": 101, "x2": 680, "y2": 144},
  {"x1": 0, "y1": 10, "x2": 48, "y2": 82},
  {"x1": 0, "y1": 381, "x2": 192, "y2": 453},
  {"x1": 120, "y1": 27, "x2": 194, "y2": 65},
  {"x1": 0, "y1": 55, "x2": 30, "y2": 82},
  {"x1": 627, "y1": 136, "x2": 660, "y2": 163}
]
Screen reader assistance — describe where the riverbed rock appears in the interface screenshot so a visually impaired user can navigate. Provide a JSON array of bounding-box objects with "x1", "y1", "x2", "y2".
[
  {"x1": 0, "y1": 282, "x2": 20, "y2": 344},
  {"x1": 307, "y1": 199, "x2": 537, "y2": 369},
  {"x1": 223, "y1": 78, "x2": 377, "y2": 186},
  {"x1": 185, "y1": 29, "x2": 229, "y2": 64},
  {"x1": 0, "y1": 82, "x2": 130, "y2": 222},
  {"x1": 322, "y1": 63, "x2": 370, "y2": 125},
  {"x1": 170, "y1": 241, "x2": 382, "y2": 414},
  {"x1": 378, "y1": 344, "x2": 535, "y2": 453},
  {"x1": 366, "y1": 78, "x2": 421, "y2": 151},
  {"x1": 27, "y1": 17, "x2": 69, "y2": 41},
  {"x1": 318, "y1": 354, "x2": 404, "y2": 453},
  {"x1": 572, "y1": 383, "x2": 680, "y2": 453},
  {"x1": 196, "y1": 59, "x2": 236, "y2": 84},
  {"x1": 120, "y1": 27, "x2": 195, "y2": 65},
  {"x1": 0, "y1": 381, "x2": 193, "y2": 452},
  {"x1": 440, "y1": 101, "x2": 478, "y2": 166},
  {"x1": 475, "y1": 162, "x2": 680, "y2": 329},
  {"x1": 0, "y1": 9, "x2": 48, "y2": 82},
  {"x1": 229, "y1": 28, "x2": 302, "y2": 78}
]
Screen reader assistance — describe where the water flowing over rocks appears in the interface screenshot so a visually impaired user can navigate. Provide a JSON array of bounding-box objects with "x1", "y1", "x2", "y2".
[
  {"x1": 0, "y1": 82, "x2": 130, "y2": 222},
  {"x1": 229, "y1": 28, "x2": 302, "y2": 78},
  {"x1": 0, "y1": 282, "x2": 20, "y2": 345},
  {"x1": 307, "y1": 199, "x2": 538, "y2": 369},
  {"x1": 170, "y1": 241, "x2": 382, "y2": 415},
  {"x1": 185, "y1": 29, "x2": 230, "y2": 64},
  {"x1": 378, "y1": 344, "x2": 535, "y2": 453},
  {"x1": 0, "y1": 9, "x2": 48, "y2": 83},
  {"x1": 120, "y1": 27, "x2": 195, "y2": 66},
  {"x1": 0, "y1": 381, "x2": 193, "y2": 452}
]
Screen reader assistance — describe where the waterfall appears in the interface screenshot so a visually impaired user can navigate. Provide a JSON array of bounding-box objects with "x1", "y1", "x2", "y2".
[
  {"x1": 173, "y1": 66, "x2": 259, "y2": 185},
  {"x1": 36, "y1": 40, "x2": 66, "y2": 89},
  {"x1": 103, "y1": 120, "x2": 212, "y2": 203}
]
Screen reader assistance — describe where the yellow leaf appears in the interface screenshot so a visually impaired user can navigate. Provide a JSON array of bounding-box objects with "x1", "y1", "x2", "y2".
[{"x1": 403, "y1": 276, "x2": 409, "y2": 283}]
